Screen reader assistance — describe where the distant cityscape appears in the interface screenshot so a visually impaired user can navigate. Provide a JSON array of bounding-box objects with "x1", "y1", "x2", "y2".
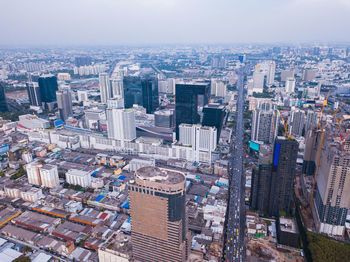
[{"x1": 0, "y1": 44, "x2": 349, "y2": 262}]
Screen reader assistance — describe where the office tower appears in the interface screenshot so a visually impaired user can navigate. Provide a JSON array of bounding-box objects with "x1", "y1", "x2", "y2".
[
  {"x1": 303, "y1": 69, "x2": 316, "y2": 82},
  {"x1": 269, "y1": 137, "x2": 298, "y2": 216},
  {"x1": 175, "y1": 83, "x2": 209, "y2": 139},
  {"x1": 285, "y1": 77, "x2": 296, "y2": 93},
  {"x1": 141, "y1": 78, "x2": 159, "y2": 114},
  {"x1": 210, "y1": 79, "x2": 226, "y2": 98},
  {"x1": 107, "y1": 108, "x2": 136, "y2": 142},
  {"x1": 66, "y1": 169, "x2": 91, "y2": 188},
  {"x1": 311, "y1": 128, "x2": 350, "y2": 236},
  {"x1": 266, "y1": 61, "x2": 276, "y2": 86},
  {"x1": 110, "y1": 77, "x2": 124, "y2": 98},
  {"x1": 251, "y1": 103, "x2": 279, "y2": 144},
  {"x1": 202, "y1": 103, "x2": 225, "y2": 142},
  {"x1": 155, "y1": 109, "x2": 175, "y2": 128},
  {"x1": 39, "y1": 164, "x2": 59, "y2": 188},
  {"x1": 56, "y1": 89, "x2": 73, "y2": 121},
  {"x1": 253, "y1": 66, "x2": 265, "y2": 93},
  {"x1": 123, "y1": 76, "x2": 143, "y2": 108},
  {"x1": 0, "y1": 83, "x2": 8, "y2": 112},
  {"x1": 99, "y1": 73, "x2": 112, "y2": 104},
  {"x1": 250, "y1": 145, "x2": 273, "y2": 213},
  {"x1": 77, "y1": 90, "x2": 89, "y2": 102},
  {"x1": 26, "y1": 82, "x2": 41, "y2": 107},
  {"x1": 75, "y1": 56, "x2": 92, "y2": 67},
  {"x1": 289, "y1": 109, "x2": 306, "y2": 137},
  {"x1": 38, "y1": 74, "x2": 58, "y2": 105},
  {"x1": 281, "y1": 70, "x2": 294, "y2": 82},
  {"x1": 129, "y1": 166, "x2": 189, "y2": 262},
  {"x1": 26, "y1": 161, "x2": 43, "y2": 186}
]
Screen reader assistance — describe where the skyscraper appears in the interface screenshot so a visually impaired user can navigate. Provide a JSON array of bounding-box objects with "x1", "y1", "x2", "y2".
[
  {"x1": 107, "y1": 107, "x2": 136, "y2": 142},
  {"x1": 110, "y1": 77, "x2": 124, "y2": 98},
  {"x1": 123, "y1": 76, "x2": 143, "y2": 108},
  {"x1": 202, "y1": 103, "x2": 225, "y2": 142},
  {"x1": 289, "y1": 108, "x2": 305, "y2": 137},
  {"x1": 0, "y1": 83, "x2": 8, "y2": 112},
  {"x1": 251, "y1": 103, "x2": 279, "y2": 144},
  {"x1": 56, "y1": 88, "x2": 73, "y2": 121},
  {"x1": 269, "y1": 137, "x2": 298, "y2": 216},
  {"x1": 175, "y1": 83, "x2": 209, "y2": 140},
  {"x1": 99, "y1": 73, "x2": 112, "y2": 104},
  {"x1": 38, "y1": 74, "x2": 58, "y2": 104},
  {"x1": 129, "y1": 166, "x2": 189, "y2": 262},
  {"x1": 26, "y1": 82, "x2": 41, "y2": 107},
  {"x1": 141, "y1": 78, "x2": 159, "y2": 114},
  {"x1": 266, "y1": 61, "x2": 276, "y2": 86},
  {"x1": 311, "y1": 127, "x2": 350, "y2": 236}
]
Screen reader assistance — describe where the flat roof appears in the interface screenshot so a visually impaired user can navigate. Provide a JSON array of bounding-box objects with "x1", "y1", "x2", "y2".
[{"x1": 136, "y1": 166, "x2": 185, "y2": 185}]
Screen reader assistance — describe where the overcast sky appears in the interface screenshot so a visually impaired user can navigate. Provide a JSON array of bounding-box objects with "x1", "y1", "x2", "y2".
[{"x1": 0, "y1": 0, "x2": 349, "y2": 46}]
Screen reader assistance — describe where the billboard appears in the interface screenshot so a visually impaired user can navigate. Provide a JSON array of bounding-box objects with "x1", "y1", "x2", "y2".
[
  {"x1": 249, "y1": 141, "x2": 260, "y2": 151},
  {"x1": 54, "y1": 119, "x2": 64, "y2": 127},
  {"x1": 0, "y1": 144, "x2": 10, "y2": 154}
]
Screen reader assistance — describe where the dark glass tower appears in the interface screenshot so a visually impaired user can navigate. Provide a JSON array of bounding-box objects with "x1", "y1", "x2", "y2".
[
  {"x1": 38, "y1": 74, "x2": 58, "y2": 103},
  {"x1": 269, "y1": 137, "x2": 298, "y2": 216},
  {"x1": 175, "y1": 83, "x2": 209, "y2": 140},
  {"x1": 141, "y1": 78, "x2": 159, "y2": 114},
  {"x1": 75, "y1": 56, "x2": 92, "y2": 67},
  {"x1": 202, "y1": 103, "x2": 225, "y2": 142},
  {"x1": 123, "y1": 76, "x2": 143, "y2": 108},
  {"x1": 0, "y1": 83, "x2": 8, "y2": 112}
]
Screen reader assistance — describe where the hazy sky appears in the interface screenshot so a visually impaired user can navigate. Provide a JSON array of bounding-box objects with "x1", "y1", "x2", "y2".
[{"x1": 1, "y1": 0, "x2": 349, "y2": 46}]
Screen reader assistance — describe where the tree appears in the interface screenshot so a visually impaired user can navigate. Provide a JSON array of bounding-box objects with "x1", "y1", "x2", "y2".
[{"x1": 13, "y1": 256, "x2": 31, "y2": 262}]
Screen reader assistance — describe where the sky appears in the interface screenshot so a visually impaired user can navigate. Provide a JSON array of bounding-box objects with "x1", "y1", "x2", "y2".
[{"x1": 0, "y1": 0, "x2": 349, "y2": 46}]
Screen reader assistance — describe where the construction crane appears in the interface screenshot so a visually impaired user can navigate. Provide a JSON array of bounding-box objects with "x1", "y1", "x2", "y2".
[
  {"x1": 308, "y1": 91, "x2": 342, "y2": 210},
  {"x1": 280, "y1": 113, "x2": 292, "y2": 138}
]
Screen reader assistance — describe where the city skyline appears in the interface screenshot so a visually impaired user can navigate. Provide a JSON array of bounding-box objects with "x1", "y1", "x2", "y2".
[{"x1": 1, "y1": 0, "x2": 350, "y2": 46}]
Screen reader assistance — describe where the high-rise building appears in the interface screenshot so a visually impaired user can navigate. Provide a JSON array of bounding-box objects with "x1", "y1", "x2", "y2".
[
  {"x1": 310, "y1": 127, "x2": 350, "y2": 236},
  {"x1": 56, "y1": 89, "x2": 73, "y2": 121},
  {"x1": 38, "y1": 74, "x2": 58, "y2": 105},
  {"x1": 75, "y1": 56, "x2": 92, "y2": 67},
  {"x1": 251, "y1": 103, "x2": 279, "y2": 144},
  {"x1": 289, "y1": 109, "x2": 305, "y2": 137},
  {"x1": 26, "y1": 161, "x2": 43, "y2": 186},
  {"x1": 303, "y1": 69, "x2": 317, "y2": 82},
  {"x1": 252, "y1": 66, "x2": 265, "y2": 93},
  {"x1": 155, "y1": 109, "x2": 175, "y2": 128},
  {"x1": 39, "y1": 164, "x2": 59, "y2": 188},
  {"x1": 250, "y1": 145, "x2": 273, "y2": 213},
  {"x1": 110, "y1": 77, "x2": 124, "y2": 98},
  {"x1": 77, "y1": 90, "x2": 89, "y2": 102},
  {"x1": 210, "y1": 79, "x2": 226, "y2": 98},
  {"x1": 285, "y1": 77, "x2": 296, "y2": 93},
  {"x1": 99, "y1": 73, "x2": 112, "y2": 104},
  {"x1": 202, "y1": 103, "x2": 225, "y2": 142},
  {"x1": 304, "y1": 110, "x2": 318, "y2": 135},
  {"x1": 141, "y1": 78, "x2": 159, "y2": 114},
  {"x1": 281, "y1": 70, "x2": 294, "y2": 82},
  {"x1": 107, "y1": 107, "x2": 136, "y2": 142},
  {"x1": 123, "y1": 76, "x2": 143, "y2": 108},
  {"x1": 269, "y1": 137, "x2": 298, "y2": 216},
  {"x1": 266, "y1": 61, "x2": 276, "y2": 86},
  {"x1": 175, "y1": 83, "x2": 209, "y2": 139},
  {"x1": 26, "y1": 82, "x2": 41, "y2": 107},
  {"x1": 129, "y1": 166, "x2": 189, "y2": 262},
  {"x1": 0, "y1": 83, "x2": 8, "y2": 112}
]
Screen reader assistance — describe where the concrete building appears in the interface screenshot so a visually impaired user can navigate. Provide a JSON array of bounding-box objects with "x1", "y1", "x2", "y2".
[
  {"x1": 39, "y1": 164, "x2": 59, "y2": 188},
  {"x1": 289, "y1": 108, "x2": 306, "y2": 137},
  {"x1": 77, "y1": 90, "x2": 89, "y2": 102},
  {"x1": 251, "y1": 103, "x2": 279, "y2": 144},
  {"x1": 129, "y1": 167, "x2": 189, "y2": 262},
  {"x1": 26, "y1": 161, "x2": 43, "y2": 186},
  {"x1": 281, "y1": 70, "x2": 294, "y2": 82},
  {"x1": 154, "y1": 109, "x2": 175, "y2": 128},
  {"x1": 19, "y1": 114, "x2": 50, "y2": 129},
  {"x1": 99, "y1": 72, "x2": 112, "y2": 104},
  {"x1": 277, "y1": 217, "x2": 299, "y2": 248},
  {"x1": 66, "y1": 169, "x2": 92, "y2": 188},
  {"x1": 107, "y1": 108, "x2": 136, "y2": 142},
  {"x1": 266, "y1": 61, "x2": 276, "y2": 86},
  {"x1": 111, "y1": 77, "x2": 124, "y2": 98},
  {"x1": 252, "y1": 66, "x2": 265, "y2": 93},
  {"x1": 98, "y1": 232, "x2": 132, "y2": 262},
  {"x1": 303, "y1": 69, "x2": 317, "y2": 82},
  {"x1": 26, "y1": 82, "x2": 41, "y2": 107},
  {"x1": 210, "y1": 79, "x2": 226, "y2": 98},
  {"x1": 56, "y1": 89, "x2": 73, "y2": 121},
  {"x1": 285, "y1": 77, "x2": 296, "y2": 93}
]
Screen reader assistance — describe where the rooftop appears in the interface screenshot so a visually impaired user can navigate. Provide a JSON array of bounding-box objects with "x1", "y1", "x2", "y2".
[
  {"x1": 279, "y1": 217, "x2": 298, "y2": 234},
  {"x1": 136, "y1": 166, "x2": 185, "y2": 185}
]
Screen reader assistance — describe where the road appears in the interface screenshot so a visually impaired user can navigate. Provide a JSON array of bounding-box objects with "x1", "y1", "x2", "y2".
[{"x1": 224, "y1": 66, "x2": 246, "y2": 262}]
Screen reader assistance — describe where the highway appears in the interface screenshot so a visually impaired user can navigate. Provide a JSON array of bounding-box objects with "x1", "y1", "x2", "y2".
[{"x1": 224, "y1": 66, "x2": 246, "y2": 262}]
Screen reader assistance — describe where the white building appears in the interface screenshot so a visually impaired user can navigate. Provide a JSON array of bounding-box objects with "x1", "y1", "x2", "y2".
[
  {"x1": 285, "y1": 77, "x2": 296, "y2": 93},
  {"x1": 99, "y1": 73, "x2": 112, "y2": 104},
  {"x1": 178, "y1": 124, "x2": 217, "y2": 162},
  {"x1": 22, "y1": 151, "x2": 33, "y2": 163},
  {"x1": 77, "y1": 90, "x2": 89, "y2": 102},
  {"x1": 19, "y1": 114, "x2": 50, "y2": 130},
  {"x1": 128, "y1": 158, "x2": 155, "y2": 172},
  {"x1": 20, "y1": 187, "x2": 44, "y2": 203},
  {"x1": 110, "y1": 77, "x2": 124, "y2": 98},
  {"x1": 252, "y1": 66, "x2": 265, "y2": 93},
  {"x1": 107, "y1": 108, "x2": 136, "y2": 142},
  {"x1": 66, "y1": 169, "x2": 92, "y2": 188},
  {"x1": 266, "y1": 61, "x2": 275, "y2": 86},
  {"x1": 26, "y1": 161, "x2": 43, "y2": 186},
  {"x1": 210, "y1": 79, "x2": 226, "y2": 98},
  {"x1": 39, "y1": 164, "x2": 59, "y2": 188}
]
